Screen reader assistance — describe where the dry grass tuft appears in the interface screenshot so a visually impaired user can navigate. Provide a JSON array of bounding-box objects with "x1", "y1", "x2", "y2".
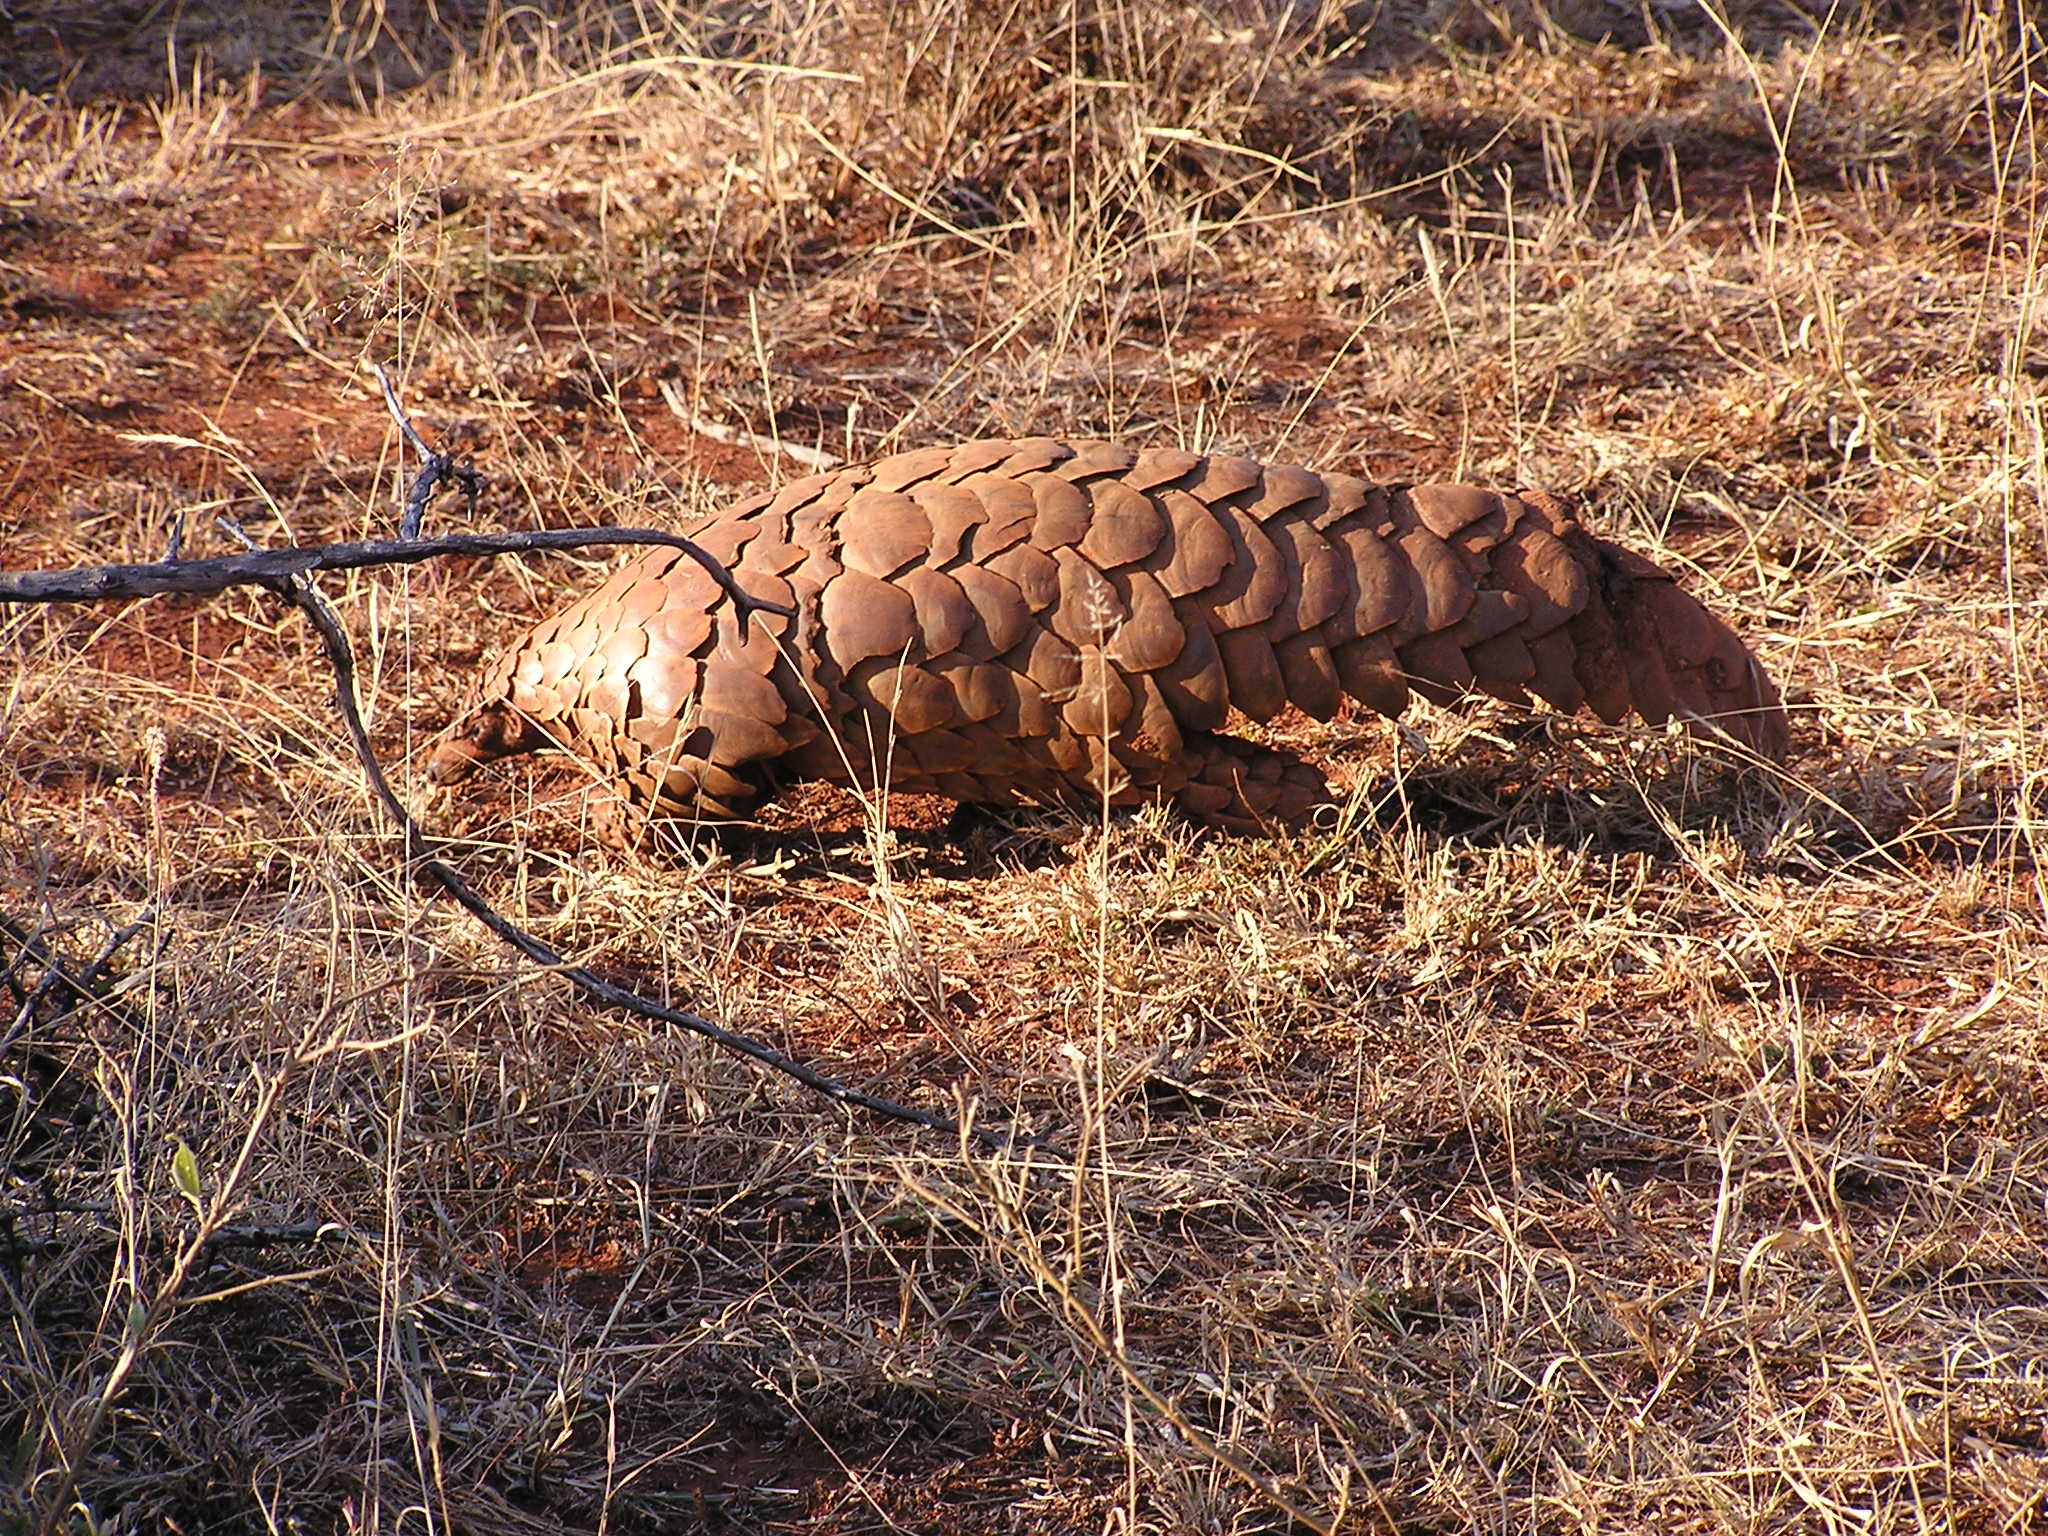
[{"x1": 4, "y1": 2, "x2": 2046, "y2": 1531}]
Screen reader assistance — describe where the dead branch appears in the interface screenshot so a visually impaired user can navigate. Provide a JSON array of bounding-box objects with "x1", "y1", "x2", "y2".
[
  {"x1": 0, "y1": 1207, "x2": 355, "y2": 1259},
  {"x1": 1, "y1": 908, "x2": 161, "y2": 1058},
  {"x1": 277, "y1": 560, "x2": 1017, "y2": 1147},
  {"x1": 374, "y1": 360, "x2": 482, "y2": 537},
  {"x1": 0, "y1": 526, "x2": 794, "y2": 623},
  {"x1": 2, "y1": 394, "x2": 1037, "y2": 1155}
]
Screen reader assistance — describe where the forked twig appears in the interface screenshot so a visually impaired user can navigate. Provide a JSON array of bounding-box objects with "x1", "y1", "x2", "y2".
[
  {"x1": 0, "y1": 908, "x2": 159, "y2": 1056},
  {"x1": 0, "y1": 527, "x2": 794, "y2": 619},
  {"x1": 0, "y1": 1209, "x2": 354, "y2": 1259},
  {"x1": 1, "y1": 382, "x2": 1039, "y2": 1155},
  {"x1": 283, "y1": 564, "x2": 1013, "y2": 1146},
  {"x1": 375, "y1": 360, "x2": 480, "y2": 537}
]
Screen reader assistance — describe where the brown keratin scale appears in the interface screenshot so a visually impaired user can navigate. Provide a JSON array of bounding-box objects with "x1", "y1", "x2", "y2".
[{"x1": 427, "y1": 438, "x2": 1787, "y2": 840}]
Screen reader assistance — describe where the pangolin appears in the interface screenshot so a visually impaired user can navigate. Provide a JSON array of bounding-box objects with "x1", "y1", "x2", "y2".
[{"x1": 426, "y1": 438, "x2": 1787, "y2": 838}]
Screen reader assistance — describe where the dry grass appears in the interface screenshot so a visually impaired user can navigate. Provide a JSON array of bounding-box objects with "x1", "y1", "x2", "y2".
[{"x1": 3, "y1": 1, "x2": 2046, "y2": 1531}]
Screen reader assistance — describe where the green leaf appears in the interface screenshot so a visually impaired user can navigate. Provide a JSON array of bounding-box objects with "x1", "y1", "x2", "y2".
[{"x1": 171, "y1": 1140, "x2": 201, "y2": 1209}]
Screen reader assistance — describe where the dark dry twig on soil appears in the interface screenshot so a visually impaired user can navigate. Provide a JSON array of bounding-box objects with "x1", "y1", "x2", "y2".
[
  {"x1": 280, "y1": 556, "x2": 1025, "y2": 1149},
  {"x1": 0, "y1": 428, "x2": 1036, "y2": 1155},
  {"x1": 0, "y1": 525, "x2": 794, "y2": 616},
  {"x1": 373, "y1": 360, "x2": 482, "y2": 538},
  {"x1": 0, "y1": 1210, "x2": 354, "y2": 1259},
  {"x1": 1, "y1": 908, "x2": 156, "y2": 1054}
]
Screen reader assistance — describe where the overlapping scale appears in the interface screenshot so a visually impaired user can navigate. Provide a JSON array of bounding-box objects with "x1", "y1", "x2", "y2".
[{"x1": 428, "y1": 437, "x2": 1788, "y2": 838}]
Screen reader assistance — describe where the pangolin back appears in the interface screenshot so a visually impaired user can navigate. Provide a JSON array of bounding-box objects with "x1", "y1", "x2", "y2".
[{"x1": 427, "y1": 438, "x2": 1787, "y2": 835}]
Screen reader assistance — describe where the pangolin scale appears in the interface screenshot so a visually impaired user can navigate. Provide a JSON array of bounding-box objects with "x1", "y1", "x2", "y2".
[{"x1": 427, "y1": 438, "x2": 1787, "y2": 837}]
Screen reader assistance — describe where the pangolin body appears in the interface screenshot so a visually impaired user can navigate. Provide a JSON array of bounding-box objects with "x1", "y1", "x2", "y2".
[{"x1": 427, "y1": 438, "x2": 1787, "y2": 837}]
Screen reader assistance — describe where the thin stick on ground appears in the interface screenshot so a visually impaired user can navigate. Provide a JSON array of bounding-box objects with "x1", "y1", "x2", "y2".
[
  {"x1": 0, "y1": 526, "x2": 796, "y2": 615},
  {"x1": 283, "y1": 547, "x2": 1022, "y2": 1147},
  {"x1": 2, "y1": 497, "x2": 1036, "y2": 1157}
]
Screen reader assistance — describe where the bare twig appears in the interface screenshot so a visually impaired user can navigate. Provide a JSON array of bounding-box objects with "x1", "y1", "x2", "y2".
[
  {"x1": 658, "y1": 378, "x2": 843, "y2": 470},
  {"x1": 372, "y1": 362, "x2": 434, "y2": 462},
  {"x1": 373, "y1": 361, "x2": 480, "y2": 537},
  {"x1": 0, "y1": 908, "x2": 156, "y2": 1056},
  {"x1": 0, "y1": 1209, "x2": 355, "y2": 1259},
  {"x1": 2, "y1": 473, "x2": 1036, "y2": 1152},
  {"x1": 0, "y1": 526, "x2": 794, "y2": 624},
  {"x1": 76, "y1": 908, "x2": 157, "y2": 992}
]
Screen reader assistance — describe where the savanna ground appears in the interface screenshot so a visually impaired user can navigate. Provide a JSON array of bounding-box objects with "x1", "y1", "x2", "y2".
[{"x1": 3, "y1": 1, "x2": 2046, "y2": 1531}]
